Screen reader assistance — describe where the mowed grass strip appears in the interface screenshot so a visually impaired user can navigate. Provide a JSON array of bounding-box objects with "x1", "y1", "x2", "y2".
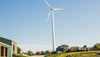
[{"x1": 45, "y1": 51, "x2": 100, "y2": 57}]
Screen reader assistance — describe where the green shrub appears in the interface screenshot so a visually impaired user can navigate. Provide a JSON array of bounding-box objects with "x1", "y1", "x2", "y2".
[{"x1": 13, "y1": 54, "x2": 26, "y2": 57}]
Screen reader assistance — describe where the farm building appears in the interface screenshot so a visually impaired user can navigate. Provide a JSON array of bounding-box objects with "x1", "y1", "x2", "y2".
[
  {"x1": 0, "y1": 37, "x2": 17, "y2": 57},
  {"x1": 70, "y1": 46, "x2": 79, "y2": 50}
]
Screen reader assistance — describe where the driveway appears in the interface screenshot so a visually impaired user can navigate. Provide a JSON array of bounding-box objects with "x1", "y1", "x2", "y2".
[{"x1": 28, "y1": 55, "x2": 45, "y2": 57}]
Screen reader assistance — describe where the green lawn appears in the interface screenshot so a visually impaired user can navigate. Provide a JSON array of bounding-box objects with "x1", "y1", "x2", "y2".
[{"x1": 45, "y1": 51, "x2": 100, "y2": 57}]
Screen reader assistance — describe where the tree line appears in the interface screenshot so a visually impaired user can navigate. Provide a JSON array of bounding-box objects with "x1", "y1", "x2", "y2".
[
  {"x1": 16, "y1": 43, "x2": 100, "y2": 56},
  {"x1": 56, "y1": 43, "x2": 100, "y2": 53}
]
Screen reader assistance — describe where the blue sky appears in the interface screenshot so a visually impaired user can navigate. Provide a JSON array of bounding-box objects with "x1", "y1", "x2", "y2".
[{"x1": 0, "y1": 0, "x2": 100, "y2": 52}]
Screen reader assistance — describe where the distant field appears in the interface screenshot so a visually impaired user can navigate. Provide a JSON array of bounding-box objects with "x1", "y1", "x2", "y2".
[{"x1": 45, "y1": 51, "x2": 100, "y2": 57}]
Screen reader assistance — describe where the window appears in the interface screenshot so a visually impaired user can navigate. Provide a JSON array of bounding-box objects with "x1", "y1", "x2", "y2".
[
  {"x1": 5, "y1": 47, "x2": 8, "y2": 57},
  {"x1": 13, "y1": 45, "x2": 15, "y2": 52},
  {"x1": 1, "y1": 46, "x2": 4, "y2": 56}
]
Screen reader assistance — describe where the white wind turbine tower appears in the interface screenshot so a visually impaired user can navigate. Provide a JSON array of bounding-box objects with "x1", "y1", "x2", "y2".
[{"x1": 44, "y1": 0, "x2": 63, "y2": 52}]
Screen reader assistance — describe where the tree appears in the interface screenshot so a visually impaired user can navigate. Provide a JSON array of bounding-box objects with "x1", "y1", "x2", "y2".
[
  {"x1": 83, "y1": 45, "x2": 87, "y2": 51},
  {"x1": 56, "y1": 45, "x2": 69, "y2": 52},
  {"x1": 36, "y1": 51, "x2": 41, "y2": 55},
  {"x1": 34, "y1": 53, "x2": 37, "y2": 55},
  {"x1": 41, "y1": 51, "x2": 45, "y2": 55},
  {"x1": 17, "y1": 47, "x2": 21, "y2": 54},
  {"x1": 83, "y1": 45, "x2": 87, "y2": 48},
  {"x1": 93, "y1": 43, "x2": 100, "y2": 50},
  {"x1": 23, "y1": 52, "x2": 27, "y2": 54},
  {"x1": 45, "y1": 50, "x2": 50, "y2": 55},
  {"x1": 60, "y1": 45, "x2": 69, "y2": 49},
  {"x1": 27, "y1": 51, "x2": 33, "y2": 56}
]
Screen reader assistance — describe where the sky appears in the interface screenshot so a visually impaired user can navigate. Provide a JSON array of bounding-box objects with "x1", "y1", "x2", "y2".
[{"x1": 0, "y1": 0, "x2": 100, "y2": 52}]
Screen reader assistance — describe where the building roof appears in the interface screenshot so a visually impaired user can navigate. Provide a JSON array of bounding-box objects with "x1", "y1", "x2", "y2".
[
  {"x1": 0, "y1": 42, "x2": 11, "y2": 47},
  {"x1": 0, "y1": 36, "x2": 17, "y2": 45},
  {"x1": 70, "y1": 46, "x2": 79, "y2": 49}
]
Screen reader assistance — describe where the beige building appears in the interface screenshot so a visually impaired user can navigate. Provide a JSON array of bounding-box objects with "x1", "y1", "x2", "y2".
[{"x1": 0, "y1": 37, "x2": 17, "y2": 57}]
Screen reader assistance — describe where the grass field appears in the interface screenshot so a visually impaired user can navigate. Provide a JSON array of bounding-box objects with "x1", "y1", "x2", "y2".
[{"x1": 45, "y1": 51, "x2": 100, "y2": 57}]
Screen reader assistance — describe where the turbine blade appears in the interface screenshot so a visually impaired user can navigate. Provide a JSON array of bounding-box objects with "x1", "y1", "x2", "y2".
[
  {"x1": 54, "y1": 8, "x2": 63, "y2": 11},
  {"x1": 47, "y1": 11, "x2": 51, "y2": 22},
  {"x1": 44, "y1": 0, "x2": 51, "y2": 9}
]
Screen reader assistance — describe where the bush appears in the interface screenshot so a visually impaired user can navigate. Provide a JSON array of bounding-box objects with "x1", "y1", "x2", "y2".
[
  {"x1": 27, "y1": 51, "x2": 33, "y2": 56},
  {"x1": 68, "y1": 48, "x2": 78, "y2": 52},
  {"x1": 45, "y1": 50, "x2": 50, "y2": 55},
  {"x1": 37, "y1": 51, "x2": 41, "y2": 55},
  {"x1": 13, "y1": 54, "x2": 26, "y2": 57},
  {"x1": 56, "y1": 51, "x2": 62, "y2": 54}
]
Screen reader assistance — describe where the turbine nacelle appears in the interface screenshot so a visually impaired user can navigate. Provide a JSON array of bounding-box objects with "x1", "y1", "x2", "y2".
[
  {"x1": 51, "y1": 7, "x2": 54, "y2": 11},
  {"x1": 44, "y1": 0, "x2": 63, "y2": 22}
]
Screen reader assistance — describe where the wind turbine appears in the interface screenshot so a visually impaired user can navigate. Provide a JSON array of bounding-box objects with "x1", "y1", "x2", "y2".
[{"x1": 44, "y1": 0, "x2": 63, "y2": 52}]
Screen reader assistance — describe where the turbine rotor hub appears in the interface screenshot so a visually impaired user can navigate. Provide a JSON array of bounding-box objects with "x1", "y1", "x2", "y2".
[{"x1": 51, "y1": 7, "x2": 54, "y2": 11}]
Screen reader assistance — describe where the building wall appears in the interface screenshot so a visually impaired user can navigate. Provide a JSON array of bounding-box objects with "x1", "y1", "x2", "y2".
[
  {"x1": 8, "y1": 47, "x2": 12, "y2": 57},
  {"x1": 0, "y1": 42, "x2": 12, "y2": 57},
  {"x1": 0, "y1": 37, "x2": 17, "y2": 57},
  {"x1": 12, "y1": 41, "x2": 17, "y2": 54}
]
